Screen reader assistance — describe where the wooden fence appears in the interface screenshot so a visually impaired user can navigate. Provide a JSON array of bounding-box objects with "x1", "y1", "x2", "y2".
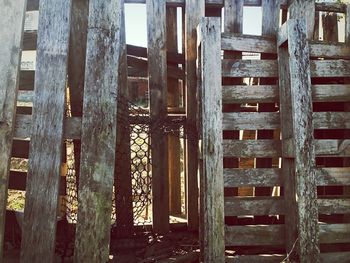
[
  {"x1": 1, "y1": 0, "x2": 350, "y2": 262},
  {"x1": 199, "y1": 0, "x2": 350, "y2": 262}
]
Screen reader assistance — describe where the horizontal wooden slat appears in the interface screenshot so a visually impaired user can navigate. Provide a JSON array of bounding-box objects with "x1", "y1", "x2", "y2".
[
  {"x1": 223, "y1": 112, "x2": 280, "y2": 130},
  {"x1": 221, "y1": 34, "x2": 276, "y2": 54},
  {"x1": 319, "y1": 224, "x2": 350, "y2": 244},
  {"x1": 309, "y1": 42, "x2": 350, "y2": 59},
  {"x1": 222, "y1": 60, "x2": 278, "y2": 78},
  {"x1": 225, "y1": 225, "x2": 284, "y2": 246},
  {"x1": 9, "y1": 170, "x2": 66, "y2": 194},
  {"x1": 226, "y1": 254, "x2": 285, "y2": 263},
  {"x1": 223, "y1": 140, "x2": 281, "y2": 158},
  {"x1": 318, "y1": 198, "x2": 350, "y2": 215},
  {"x1": 315, "y1": 140, "x2": 350, "y2": 157},
  {"x1": 224, "y1": 168, "x2": 282, "y2": 187},
  {"x1": 320, "y1": 252, "x2": 350, "y2": 263},
  {"x1": 17, "y1": 90, "x2": 34, "y2": 104},
  {"x1": 314, "y1": 112, "x2": 350, "y2": 129},
  {"x1": 222, "y1": 85, "x2": 278, "y2": 104},
  {"x1": 311, "y1": 60, "x2": 350, "y2": 78},
  {"x1": 312, "y1": 84, "x2": 350, "y2": 102},
  {"x1": 315, "y1": 168, "x2": 350, "y2": 186},
  {"x1": 225, "y1": 197, "x2": 284, "y2": 216}
]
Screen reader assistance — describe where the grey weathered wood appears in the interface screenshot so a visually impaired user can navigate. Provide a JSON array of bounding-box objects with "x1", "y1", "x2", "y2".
[
  {"x1": 20, "y1": 0, "x2": 72, "y2": 262},
  {"x1": 225, "y1": 225, "x2": 285, "y2": 246},
  {"x1": 289, "y1": 0, "x2": 315, "y2": 40},
  {"x1": 0, "y1": 0, "x2": 27, "y2": 260},
  {"x1": 313, "y1": 112, "x2": 350, "y2": 129},
  {"x1": 317, "y1": 198, "x2": 350, "y2": 214},
  {"x1": 185, "y1": 0, "x2": 204, "y2": 231},
  {"x1": 312, "y1": 85, "x2": 350, "y2": 102},
  {"x1": 221, "y1": 33, "x2": 276, "y2": 53},
  {"x1": 316, "y1": 168, "x2": 350, "y2": 186},
  {"x1": 310, "y1": 60, "x2": 350, "y2": 78},
  {"x1": 315, "y1": 140, "x2": 350, "y2": 157},
  {"x1": 224, "y1": 197, "x2": 284, "y2": 216},
  {"x1": 319, "y1": 224, "x2": 350, "y2": 244},
  {"x1": 222, "y1": 85, "x2": 279, "y2": 104},
  {"x1": 223, "y1": 140, "x2": 281, "y2": 158},
  {"x1": 223, "y1": 112, "x2": 280, "y2": 130},
  {"x1": 287, "y1": 18, "x2": 320, "y2": 262},
  {"x1": 73, "y1": 1, "x2": 125, "y2": 261},
  {"x1": 309, "y1": 42, "x2": 350, "y2": 59},
  {"x1": 146, "y1": 0, "x2": 169, "y2": 233},
  {"x1": 198, "y1": 17, "x2": 225, "y2": 263},
  {"x1": 224, "y1": 168, "x2": 283, "y2": 187},
  {"x1": 222, "y1": 60, "x2": 278, "y2": 78},
  {"x1": 320, "y1": 252, "x2": 350, "y2": 263}
]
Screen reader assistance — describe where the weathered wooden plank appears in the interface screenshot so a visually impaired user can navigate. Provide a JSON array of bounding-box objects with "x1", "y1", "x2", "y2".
[
  {"x1": 222, "y1": 112, "x2": 280, "y2": 130},
  {"x1": 223, "y1": 140, "x2": 281, "y2": 158},
  {"x1": 0, "y1": 0, "x2": 27, "y2": 259},
  {"x1": 147, "y1": 0, "x2": 169, "y2": 233},
  {"x1": 315, "y1": 140, "x2": 350, "y2": 157},
  {"x1": 222, "y1": 85, "x2": 279, "y2": 104},
  {"x1": 319, "y1": 224, "x2": 350, "y2": 244},
  {"x1": 312, "y1": 85, "x2": 350, "y2": 102},
  {"x1": 320, "y1": 252, "x2": 350, "y2": 263},
  {"x1": 221, "y1": 33, "x2": 276, "y2": 53},
  {"x1": 20, "y1": 0, "x2": 72, "y2": 262},
  {"x1": 73, "y1": 1, "x2": 124, "y2": 261},
  {"x1": 309, "y1": 42, "x2": 350, "y2": 59},
  {"x1": 226, "y1": 254, "x2": 285, "y2": 263},
  {"x1": 316, "y1": 168, "x2": 350, "y2": 186},
  {"x1": 199, "y1": 17, "x2": 225, "y2": 263},
  {"x1": 225, "y1": 225, "x2": 285, "y2": 246},
  {"x1": 318, "y1": 198, "x2": 350, "y2": 214},
  {"x1": 314, "y1": 112, "x2": 350, "y2": 129},
  {"x1": 225, "y1": 197, "x2": 284, "y2": 216},
  {"x1": 222, "y1": 60, "x2": 278, "y2": 78},
  {"x1": 223, "y1": 168, "x2": 283, "y2": 187},
  {"x1": 185, "y1": 0, "x2": 204, "y2": 231},
  {"x1": 287, "y1": 18, "x2": 320, "y2": 262},
  {"x1": 289, "y1": 0, "x2": 315, "y2": 40},
  {"x1": 310, "y1": 60, "x2": 350, "y2": 78}
]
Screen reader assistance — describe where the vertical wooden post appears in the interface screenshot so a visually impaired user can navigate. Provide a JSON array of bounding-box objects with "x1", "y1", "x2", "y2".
[
  {"x1": 198, "y1": 17, "x2": 225, "y2": 263},
  {"x1": 115, "y1": 2, "x2": 134, "y2": 237},
  {"x1": 74, "y1": 0, "x2": 126, "y2": 261},
  {"x1": 0, "y1": 0, "x2": 27, "y2": 259},
  {"x1": 278, "y1": 18, "x2": 320, "y2": 262},
  {"x1": 289, "y1": 0, "x2": 315, "y2": 40},
  {"x1": 167, "y1": 7, "x2": 181, "y2": 216},
  {"x1": 185, "y1": 0, "x2": 204, "y2": 231},
  {"x1": 20, "y1": 0, "x2": 72, "y2": 262},
  {"x1": 147, "y1": 0, "x2": 169, "y2": 233}
]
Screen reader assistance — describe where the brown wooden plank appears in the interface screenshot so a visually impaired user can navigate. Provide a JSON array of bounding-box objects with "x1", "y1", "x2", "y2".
[
  {"x1": 225, "y1": 225, "x2": 285, "y2": 246},
  {"x1": 185, "y1": 0, "x2": 204, "y2": 231},
  {"x1": 73, "y1": 1, "x2": 125, "y2": 261},
  {"x1": 225, "y1": 197, "x2": 284, "y2": 216},
  {"x1": 287, "y1": 17, "x2": 320, "y2": 261},
  {"x1": 222, "y1": 60, "x2": 278, "y2": 78},
  {"x1": 223, "y1": 168, "x2": 283, "y2": 187},
  {"x1": 147, "y1": 0, "x2": 169, "y2": 233},
  {"x1": 223, "y1": 140, "x2": 281, "y2": 158},
  {"x1": 223, "y1": 112, "x2": 280, "y2": 130},
  {"x1": 20, "y1": 0, "x2": 72, "y2": 261},
  {"x1": 0, "y1": 0, "x2": 27, "y2": 259},
  {"x1": 320, "y1": 252, "x2": 350, "y2": 263},
  {"x1": 198, "y1": 17, "x2": 225, "y2": 263}
]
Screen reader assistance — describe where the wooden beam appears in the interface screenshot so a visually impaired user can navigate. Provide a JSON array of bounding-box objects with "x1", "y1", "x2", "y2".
[
  {"x1": 146, "y1": 0, "x2": 169, "y2": 233},
  {"x1": 74, "y1": 1, "x2": 125, "y2": 261},
  {"x1": 198, "y1": 17, "x2": 225, "y2": 263},
  {"x1": 20, "y1": 0, "x2": 72, "y2": 262},
  {"x1": 0, "y1": 0, "x2": 27, "y2": 259},
  {"x1": 185, "y1": 0, "x2": 204, "y2": 231},
  {"x1": 289, "y1": 0, "x2": 315, "y2": 40}
]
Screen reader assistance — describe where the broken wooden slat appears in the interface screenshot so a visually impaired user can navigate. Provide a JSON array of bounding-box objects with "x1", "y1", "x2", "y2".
[
  {"x1": 223, "y1": 168, "x2": 283, "y2": 187},
  {"x1": 146, "y1": 0, "x2": 169, "y2": 233},
  {"x1": 73, "y1": 0, "x2": 125, "y2": 261},
  {"x1": 222, "y1": 60, "x2": 278, "y2": 78},
  {"x1": 0, "y1": 0, "x2": 27, "y2": 259},
  {"x1": 224, "y1": 197, "x2": 284, "y2": 216},
  {"x1": 198, "y1": 17, "x2": 225, "y2": 263},
  {"x1": 20, "y1": 0, "x2": 72, "y2": 261},
  {"x1": 225, "y1": 225, "x2": 285, "y2": 246},
  {"x1": 185, "y1": 0, "x2": 204, "y2": 231},
  {"x1": 222, "y1": 112, "x2": 280, "y2": 130},
  {"x1": 223, "y1": 140, "x2": 281, "y2": 158}
]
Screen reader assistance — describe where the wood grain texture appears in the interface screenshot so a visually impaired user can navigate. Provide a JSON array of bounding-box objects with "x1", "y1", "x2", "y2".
[
  {"x1": 222, "y1": 60, "x2": 278, "y2": 78},
  {"x1": 222, "y1": 85, "x2": 279, "y2": 104},
  {"x1": 146, "y1": 0, "x2": 169, "y2": 233},
  {"x1": 198, "y1": 17, "x2": 225, "y2": 263},
  {"x1": 20, "y1": 0, "x2": 71, "y2": 262},
  {"x1": 223, "y1": 112, "x2": 280, "y2": 130},
  {"x1": 289, "y1": 0, "x2": 315, "y2": 40},
  {"x1": 223, "y1": 140, "x2": 281, "y2": 158},
  {"x1": 0, "y1": 0, "x2": 27, "y2": 259},
  {"x1": 221, "y1": 33, "x2": 276, "y2": 53},
  {"x1": 74, "y1": 1, "x2": 125, "y2": 261},
  {"x1": 185, "y1": 0, "x2": 204, "y2": 231},
  {"x1": 226, "y1": 254, "x2": 285, "y2": 263},
  {"x1": 224, "y1": 168, "x2": 283, "y2": 187},
  {"x1": 287, "y1": 18, "x2": 320, "y2": 262}
]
